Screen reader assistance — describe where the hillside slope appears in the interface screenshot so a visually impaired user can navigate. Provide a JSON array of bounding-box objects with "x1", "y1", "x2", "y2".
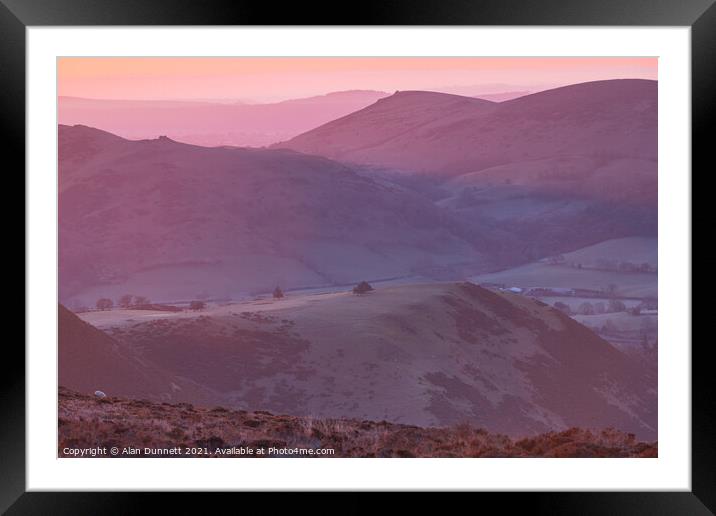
[
  {"x1": 277, "y1": 80, "x2": 657, "y2": 204},
  {"x1": 99, "y1": 282, "x2": 657, "y2": 439},
  {"x1": 59, "y1": 125, "x2": 488, "y2": 304},
  {"x1": 59, "y1": 305, "x2": 219, "y2": 405}
]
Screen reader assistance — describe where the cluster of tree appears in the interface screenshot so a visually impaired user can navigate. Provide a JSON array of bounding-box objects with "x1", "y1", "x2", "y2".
[
  {"x1": 594, "y1": 259, "x2": 656, "y2": 273},
  {"x1": 554, "y1": 299, "x2": 628, "y2": 316},
  {"x1": 627, "y1": 300, "x2": 658, "y2": 316},
  {"x1": 96, "y1": 295, "x2": 152, "y2": 311},
  {"x1": 95, "y1": 298, "x2": 114, "y2": 311},
  {"x1": 561, "y1": 259, "x2": 656, "y2": 274},
  {"x1": 117, "y1": 294, "x2": 150, "y2": 308}
]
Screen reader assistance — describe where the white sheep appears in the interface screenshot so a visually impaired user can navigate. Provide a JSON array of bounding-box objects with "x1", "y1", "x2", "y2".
[{"x1": 94, "y1": 390, "x2": 107, "y2": 398}]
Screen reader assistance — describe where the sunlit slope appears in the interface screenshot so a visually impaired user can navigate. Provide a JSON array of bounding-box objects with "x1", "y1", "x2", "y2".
[{"x1": 101, "y1": 282, "x2": 657, "y2": 439}]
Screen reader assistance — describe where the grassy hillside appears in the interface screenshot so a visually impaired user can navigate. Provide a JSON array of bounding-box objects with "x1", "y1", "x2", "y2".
[
  {"x1": 58, "y1": 388, "x2": 657, "y2": 458},
  {"x1": 77, "y1": 282, "x2": 656, "y2": 439},
  {"x1": 59, "y1": 305, "x2": 218, "y2": 405}
]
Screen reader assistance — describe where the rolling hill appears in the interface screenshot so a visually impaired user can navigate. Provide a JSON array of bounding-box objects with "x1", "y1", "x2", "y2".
[
  {"x1": 276, "y1": 80, "x2": 657, "y2": 204},
  {"x1": 59, "y1": 125, "x2": 488, "y2": 305},
  {"x1": 95, "y1": 282, "x2": 657, "y2": 439},
  {"x1": 58, "y1": 305, "x2": 218, "y2": 405}
]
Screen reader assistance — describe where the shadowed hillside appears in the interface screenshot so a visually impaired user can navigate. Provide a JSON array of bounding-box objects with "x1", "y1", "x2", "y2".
[
  {"x1": 59, "y1": 305, "x2": 219, "y2": 405},
  {"x1": 277, "y1": 80, "x2": 656, "y2": 200},
  {"x1": 274, "y1": 80, "x2": 657, "y2": 263},
  {"x1": 59, "y1": 125, "x2": 489, "y2": 304}
]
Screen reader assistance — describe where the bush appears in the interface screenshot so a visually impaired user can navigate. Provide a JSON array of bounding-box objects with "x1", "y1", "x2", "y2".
[
  {"x1": 118, "y1": 294, "x2": 133, "y2": 308},
  {"x1": 353, "y1": 281, "x2": 374, "y2": 295},
  {"x1": 189, "y1": 300, "x2": 206, "y2": 311},
  {"x1": 133, "y1": 295, "x2": 150, "y2": 306},
  {"x1": 273, "y1": 286, "x2": 284, "y2": 299},
  {"x1": 96, "y1": 298, "x2": 113, "y2": 311}
]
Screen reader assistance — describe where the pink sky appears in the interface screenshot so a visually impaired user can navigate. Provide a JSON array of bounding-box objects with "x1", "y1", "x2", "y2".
[{"x1": 58, "y1": 57, "x2": 657, "y2": 103}]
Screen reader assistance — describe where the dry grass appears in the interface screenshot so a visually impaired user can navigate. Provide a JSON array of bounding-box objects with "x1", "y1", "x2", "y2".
[{"x1": 58, "y1": 388, "x2": 656, "y2": 458}]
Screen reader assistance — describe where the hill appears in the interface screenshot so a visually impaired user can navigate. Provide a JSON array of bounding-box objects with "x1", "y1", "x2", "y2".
[
  {"x1": 94, "y1": 282, "x2": 657, "y2": 439},
  {"x1": 58, "y1": 387, "x2": 657, "y2": 458},
  {"x1": 58, "y1": 305, "x2": 218, "y2": 405},
  {"x1": 276, "y1": 80, "x2": 657, "y2": 204},
  {"x1": 275, "y1": 90, "x2": 498, "y2": 172},
  {"x1": 59, "y1": 125, "x2": 488, "y2": 305}
]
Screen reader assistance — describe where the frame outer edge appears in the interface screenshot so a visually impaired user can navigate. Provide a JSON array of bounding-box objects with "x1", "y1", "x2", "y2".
[
  {"x1": 1, "y1": 0, "x2": 715, "y2": 26},
  {"x1": 6, "y1": 0, "x2": 712, "y2": 510},
  {"x1": 0, "y1": 0, "x2": 27, "y2": 514},
  {"x1": 692, "y1": 1, "x2": 716, "y2": 513}
]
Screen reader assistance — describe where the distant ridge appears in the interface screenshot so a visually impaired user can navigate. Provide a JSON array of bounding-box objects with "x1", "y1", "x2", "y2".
[
  {"x1": 276, "y1": 79, "x2": 657, "y2": 178},
  {"x1": 58, "y1": 90, "x2": 390, "y2": 147}
]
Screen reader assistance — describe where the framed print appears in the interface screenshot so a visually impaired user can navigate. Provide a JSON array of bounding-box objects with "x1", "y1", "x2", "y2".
[{"x1": 6, "y1": 0, "x2": 712, "y2": 512}]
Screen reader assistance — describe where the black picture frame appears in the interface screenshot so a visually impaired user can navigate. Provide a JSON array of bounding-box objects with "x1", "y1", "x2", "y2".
[{"x1": 5, "y1": 0, "x2": 710, "y2": 512}]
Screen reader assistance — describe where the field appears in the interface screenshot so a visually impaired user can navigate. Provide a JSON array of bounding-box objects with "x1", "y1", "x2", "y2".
[
  {"x1": 470, "y1": 262, "x2": 656, "y2": 298},
  {"x1": 561, "y1": 237, "x2": 657, "y2": 268}
]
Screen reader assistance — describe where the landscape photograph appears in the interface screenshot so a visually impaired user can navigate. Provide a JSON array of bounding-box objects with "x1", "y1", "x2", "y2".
[{"x1": 57, "y1": 57, "x2": 658, "y2": 458}]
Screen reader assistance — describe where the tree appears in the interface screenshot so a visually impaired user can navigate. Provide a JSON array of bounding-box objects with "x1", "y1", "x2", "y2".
[
  {"x1": 189, "y1": 300, "x2": 206, "y2": 311},
  {"x1": 578, "y1": 302, "x2": 595, "y2": 315},
  {"x1": 353, "y1": 281, "x2": 374, "y2": 295},
  {"x1": 607, "y1": 299, "x2": 626, "y2": 313},
  {"x1": 133, "y1": 295, "x2": 150, "y2": 307},
  {"x1": 96, "y1": 298, "x2": 113, "y2": 311},
  {"x1": 273, "y1": 286, "x2": 284, "y2": 299},
  {"x1": 118, "y1": 294, "x2": 133, "y2": 308},
  {"x1": 553, "y1": 301, "x2": 571, "y2": 315}
]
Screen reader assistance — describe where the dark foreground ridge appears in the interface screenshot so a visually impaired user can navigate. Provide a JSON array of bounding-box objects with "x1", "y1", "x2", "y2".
[{"x1": 59, "y1": 388, "x2": 657, "y2": 458}]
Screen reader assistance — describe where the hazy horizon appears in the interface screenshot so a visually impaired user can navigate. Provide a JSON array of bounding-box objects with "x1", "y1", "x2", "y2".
[{"x1": 58, "y1": 56, "x2": 657, "y2": 103}]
